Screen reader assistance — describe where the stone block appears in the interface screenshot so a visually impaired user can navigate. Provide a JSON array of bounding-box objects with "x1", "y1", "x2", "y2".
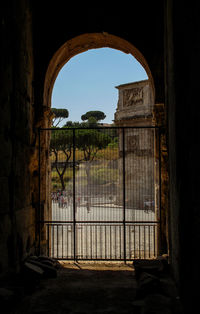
[
  {"x1": 37, "y1": 256, "x2": 61, "y2": 269},
  {"x1": 23, "y1": 262, "x2": 44, "y2": 279},
  {"x1": 133, "y1": 259, "x2": 166, "y2": 280},
  {"x1": 26, "y1": 259, "x2": 57, "y2": 278}
]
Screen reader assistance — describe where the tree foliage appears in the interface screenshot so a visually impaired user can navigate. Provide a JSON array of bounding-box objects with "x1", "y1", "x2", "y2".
[
  {"x1": 50, "y1": 129, "x2": 73, "y2": 190},
  {"x1": 51, "y1": 108, "x2": 69, "y2": 126},
  {"x1": 81, "y1": 110, "x2": 106, "y2": 122},
  {"x1": 50, "y1": 121, "x2": 111, "y2": 193}
]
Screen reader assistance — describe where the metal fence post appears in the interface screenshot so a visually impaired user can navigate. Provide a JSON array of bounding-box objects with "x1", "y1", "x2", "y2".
[
  {"x1": 73, "y1": 128, "x2": 76, "y2": 260},
  {"x1": 38, "y1": 127, "x2": 41, "y2": 256},
  {"x1": 122, "y1": 127, "x2": 126, "y2": 263}
]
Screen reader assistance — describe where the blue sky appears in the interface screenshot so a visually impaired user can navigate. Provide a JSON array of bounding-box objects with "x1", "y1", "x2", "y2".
[{"x1": 51, "y1": 48, "x2": 148, "y2": 124}]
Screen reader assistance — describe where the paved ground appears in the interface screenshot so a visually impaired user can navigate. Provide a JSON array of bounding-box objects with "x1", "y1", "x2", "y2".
[
  {"x1": 14, "y1": 262, "x2": 138, "y2": 314},
  {"x1": 51, "y1": 202, "x2": 157, "y2": 260},
  {"x1": 6, "y1": 261, "x2": 183, "y2": 314}
]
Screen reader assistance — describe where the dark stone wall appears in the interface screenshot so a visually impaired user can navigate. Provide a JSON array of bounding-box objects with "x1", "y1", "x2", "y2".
[
  {"x1": 165, "y1": 0, "x2": 200, "y2": 311},
  {"x1": 32, "y1": 1, "x2": 164, "y2": 106},
  {"x1": 0, "y1": 0, "x2": 36, "y2": 274},
  {"x1": 0, "y1": 0, "x2": 165, "y2": 276},
  {"x1": 0, "y1": 0, "x2": 167, "y2": 276}
]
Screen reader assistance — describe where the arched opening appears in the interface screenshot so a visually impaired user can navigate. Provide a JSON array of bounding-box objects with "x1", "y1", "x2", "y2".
[
  {"x1": 43, "y1": 33, "x2": 155, "y2": 119},
  {"x1": 38, "y1": 33, "x2": 168, "y2": 260},
  {"x1": 51, "y1": 47, "x2": 148, "y2": 125}
]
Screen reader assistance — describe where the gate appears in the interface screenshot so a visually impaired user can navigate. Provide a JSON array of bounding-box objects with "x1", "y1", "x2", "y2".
[{"x1": 38, "y1": 127, "x2": 161, "y2": 261}]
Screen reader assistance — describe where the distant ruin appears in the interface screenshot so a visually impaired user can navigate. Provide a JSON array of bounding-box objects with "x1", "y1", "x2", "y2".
[
  {"x1": 114, "y1": 80, "x2": 159, "y2": 211},
  {"x1": 114, "y1": 80, "x2": 154, "y2": 126}
]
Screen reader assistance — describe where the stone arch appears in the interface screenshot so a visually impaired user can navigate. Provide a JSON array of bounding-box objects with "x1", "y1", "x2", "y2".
[
  {"x1": 43, "y1": 33, "x2": 155, "y2": 117},
  {"x1": 39, "y1": 33, "x2": 168, "y2": 257}
]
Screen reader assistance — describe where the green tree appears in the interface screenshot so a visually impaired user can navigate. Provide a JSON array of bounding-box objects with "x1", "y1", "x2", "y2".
[
  {"x1": 81, "y1": 110, "x2": 106, "y2": 122},
  {"x1": 87, "y1": 116, "x2": 98, "y2": 127},
  {"x1": 51, "y1": 108, "x2": 69, "y2": 127},
  {"x1": 50, "y1": 120, "x2": 111, "y2": 197},
  {"x1": 50, "y1": 128, "x2": 73, "y2": 191},
  {"x1": 65, "y1": 121, "x2": 83, "y2": 128}
]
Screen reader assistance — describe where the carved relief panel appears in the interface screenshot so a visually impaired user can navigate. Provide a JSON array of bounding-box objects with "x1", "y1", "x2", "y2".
[{"x1": 123, "y1": 87, "x2": 143, "y2": 107}]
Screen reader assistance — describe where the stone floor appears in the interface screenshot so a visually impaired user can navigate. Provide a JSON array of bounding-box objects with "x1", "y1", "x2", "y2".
[{"x1": 2, "y1": 261, "x2": 183, "y2": 314}]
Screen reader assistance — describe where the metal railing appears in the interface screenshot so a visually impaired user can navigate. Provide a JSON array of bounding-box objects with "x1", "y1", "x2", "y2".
[
  {"x1": 45, "y1": 222, "x2": 158, "y2": 260},
  {"x1": 39, "y1": 126, "x2": 161, "y2": 261}
]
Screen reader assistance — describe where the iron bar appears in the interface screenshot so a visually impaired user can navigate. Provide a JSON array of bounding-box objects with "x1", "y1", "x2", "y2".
[
  {"x1": 149, "y1": 225, "x2": 151, "y2": 258},
  {"x1": 57, "y1": 225, "x2": 59, "y2": 257},
  {"x1": 47, "y1": 224, "x2": 50, "y2": 257},
  {"x1": 134, "y1": 225, "x2": 136, "y2": 258},
  {"x1": 40, "y1": 126, "x2": 160, "y2": 131},
  {"x1": 139, "y1": 225, "x2": 141, "y2": 259},
  {"x1": 105, "y1": 225, "x2": 107, "y2": 259},
  {"x1": 73, "y1": 128, "x2": 76, "y2": 260},
  {"x1": 158, "y1": 127, "x2": 162, "y2": 254},
  {"x1": 95, "y1": 225, "x2": 97, "y2": 259},
  {"x1": 62, "y1": 225, "x2": 63, "y2": 258},
  {"x1": 39, "y1": 220, "x2": 160, "y2": 224},
  {"x1": 52, "y1": 226, "x2": 54, "y2": 257},
  {"x1": 38, "y1": 128, "x2": 41, "y2": 255},
  {"x1": 90, "y1": 225, "x2": 93, "y2": 258},
  {"x1": 122, "y1": 128, "x2": 126, "y2": 262},
  {"x1": 110, "y1": 225, "x2": 112, "y2": 259}
]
